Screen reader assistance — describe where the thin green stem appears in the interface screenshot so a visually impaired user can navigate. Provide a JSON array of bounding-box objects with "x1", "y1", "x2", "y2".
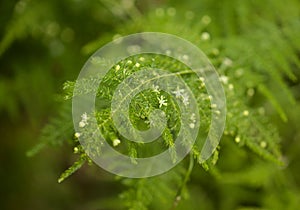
[{"x1": 171, "y1": 153, "x2": 194, "y2": 209}]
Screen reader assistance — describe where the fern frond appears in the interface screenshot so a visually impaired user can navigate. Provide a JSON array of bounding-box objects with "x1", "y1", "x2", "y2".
[
  {"x1": 58, "y1": 154, "x2": 88, "y2": 183},
  {"x1": 27, "y1": 101, "x2": 73, "y2": 156},
  {"x1": 0, "y1": 1, "x2": 52, "y2": 56}
]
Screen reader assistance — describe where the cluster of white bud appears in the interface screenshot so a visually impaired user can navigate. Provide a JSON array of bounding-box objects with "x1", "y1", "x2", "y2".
[
  {"x1": 113, "y1": 139, "x2": 121, "y2": 147},
  {"x1": 189, "y1": 113, "x2": 196, "y2": 129},
  {"x1": 79, "y1": 112, "x2": 89, "y2": 128}
]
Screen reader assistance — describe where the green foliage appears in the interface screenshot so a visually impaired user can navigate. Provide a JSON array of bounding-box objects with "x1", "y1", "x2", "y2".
[
  {"x1": 26, "y1": 100, "x2": 74, "y2": 157},
  {"x1": 57, "y1": 153, "x2": 88, "y2": 183},
  {"x1": 2, "y1": 0, "x2": 299, "y2": 209}
]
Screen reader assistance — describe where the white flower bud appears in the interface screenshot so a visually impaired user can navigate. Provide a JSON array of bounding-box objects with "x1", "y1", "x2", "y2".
[
  {"x1": 113, "y1": 139, "x2": 121, "y2": 147},
  {"x1": 79, "y1": 121, "x2": 86, "y2": 128},
  {"x1": 74, "y1": 132, "x2": 81, "y2": 138}
]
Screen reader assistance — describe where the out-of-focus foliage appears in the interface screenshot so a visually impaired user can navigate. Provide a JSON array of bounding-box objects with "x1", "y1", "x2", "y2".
[{"x1": 1, "y1": 0, "x2": 300, "y2": 210}]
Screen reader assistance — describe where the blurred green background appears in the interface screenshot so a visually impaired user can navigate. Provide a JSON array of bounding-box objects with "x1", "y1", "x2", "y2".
[{"x1": 1, "y1": 0, "x2": 300, "y2": 209}]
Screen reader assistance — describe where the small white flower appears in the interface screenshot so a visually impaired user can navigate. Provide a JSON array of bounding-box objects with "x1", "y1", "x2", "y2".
[
  {"x1": 172, "y1": 87, "x2": 184, "y2": 98},
  {"x1": 189, "y1": 123, "x2": 195, "y2": 129},
  {"x1": 139, "y1": 57, "x2": 145, "y2": 62},
  {"x1": 228, "y1": 84, "x2": 234, "y2": 90},
  {"x1": 81, "y1": 112, "x2": 88, "y2": 122},
  {"x1": 135, "y1": 63, "x2": 140, "y2": 68},
  {"x1": 219, "y1": 75, "x2": 229, "y2": 84},
  {"x1": 79, "y1": 121, "x2": 86, "y2": 128},
  {"x1": 74, "y1": 132, "x2": 81, "y2": 138},
  {"x1": 73, "y1": 147, "x2": 79, "y2": 153},
  {"x1": 260, "y1": 141, "x2": 267, "y2": 148},
  {"x1": 127, "y1": 60, "x2": 133, "y2": 65},
  {"x1": 223, "y1": 57, "x2": 233, "y2": 66},
  {"x1": 214, "y1": 110, "x2": 221, "y2": 115},
  {"x1": 115, "y1": 65, "x2": 121, "y2": 71},
  {"x1": 158, "y1": 95, "x2": 168, "y2": 108},
  {"x1": 152, "y1": 85, "x2": 160, "y2": 93},
  {"x1": 243, "y1": 110, "x2": 249, "y2": 116},
  {"x1": 211, "y1": 103, "x2": 217, "y2": 108},
  {"x1": 190, "y1": 113, "x2": 196, "y2": 122},
  {"x1": 182, "y1": 54, "x2": 189, "y2": 60},
  {"x1": 235, "y1": 136, "x2": 241, "y2": 143},
  {"x1": 201, "y1": 32, "x2": 210, "y2": 41},
  {"x1": 79, "y1": 113, "x2": 89, "y2": 127},
  {"x1": 199, "y1": 77, "x2": 205, "y2": 82},
  {"x1": 113, "y1": 139, "x2": 121, "y2": 147},
  {"x1": 182, "y1": 93, "x2": 189, "y2": 106},
  {"x1": 189, "y1": 113, "x2": 197, "y2": 129}
]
